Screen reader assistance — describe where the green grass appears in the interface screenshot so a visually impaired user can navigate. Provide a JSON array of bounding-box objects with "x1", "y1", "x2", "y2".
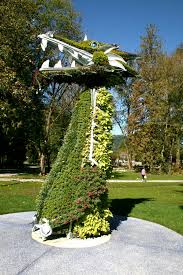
[
  {"x1": 0, "y1": 181, "x2": 42, "y2": 214},
  {"x1": 13, "y1": 173, "x2": 45, "y2": 179},
  {"x1": 112, "y1": 170, "x2": 183, "y2": 180},
  {"x1": 108, "y1": 181, "x2": 183, "y2": 235},
  {"x1": 0, "y1": 179, "x2": 182, "y2": 235}
]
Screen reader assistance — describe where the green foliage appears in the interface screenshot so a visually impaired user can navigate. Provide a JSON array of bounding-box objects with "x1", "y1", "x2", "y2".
[
  {"x1": 94, "y1": 88, "x2": 114, "y2": 174},
  {"x1": 54, "y1": 35, "x2": 104, "y2": 53},
  {"x1": 127, "y1": 25, "x2": 183, "y2": 172},
  {"x1": 140, "y1": 24, "x2": 162, "y2": 63},
  {"x1": 41, "y1": 65, "x2": 130, "y2": 89},
  {"x1": 92, "y1": 51, "x2": 109, "y2": 66},
  {"x1": 0, "y1": 0, "x2": 83, "y2": 169},
  {"x1": 0, "y1": 0, "x2": 37, "y2": 166},
  {"x1": 37, "y1": 90, "x2": 90, "y2": 221},
  {"x1": 81, "y1": 88, "x2": 114, "y2": 176},
  {"x1": 54, "y1": 34, "x2": 137, "y2": 61},
  {"x1": 73, "y1": 208, "x2": 112, "y2": 239},
  {"x1": 0, "y1": 0, "x2": 37, "y2": 81},
  {"x1": 35, "y1": 0, "x2": 82, "y2": 40},
  {"x1": 32, "y1": 0, "x2": 83, "y2": 171},
  {"x1": 36, "y1": 91, "x2": 109, "y2": 230}
]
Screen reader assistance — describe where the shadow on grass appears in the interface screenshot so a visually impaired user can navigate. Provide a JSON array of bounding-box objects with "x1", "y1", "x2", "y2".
[
  {"x1": 0, "y1": 165, "x2": 41, "y2": 175},
  {"x1": 111, "y1": 172, "x2": 127, "y2": 179},
  {"x1": 178, "y1": 185, "x2": 183, "y2": 211},
  {"x1": 0, "y1": 181, "x2": 22, "y2": 187},
  {"x1": 109, "y1": 198, "x2": 152, "y2": 231},
  {"x1": 175, "y1": 190, "x2": 183, "y2": 194},
  {"x1": 174, "y1": 183, "x2": 183, "y2": 195}
]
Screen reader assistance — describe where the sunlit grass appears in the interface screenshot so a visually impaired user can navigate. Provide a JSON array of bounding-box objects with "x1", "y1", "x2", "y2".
[
  {"x1": 108, "y1": 181, "x2": 183, "y2": 235},
  {"x1": 0, "y1": 181, "x2": 42, "y2": 214},
  {"x1": 0, "y1": 179, "x2": 182, "y2": 235},
  {"x1": 112, "y1": 170, "x2": 183, "y2": 180}
]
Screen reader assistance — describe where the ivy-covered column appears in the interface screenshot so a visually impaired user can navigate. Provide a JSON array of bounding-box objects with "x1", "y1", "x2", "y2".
[
  {"x1": 73, "y1": 87, "x2": 114, "y2": 238},
  {"x1": 36, "y1": 87, "x2": 114, "y2": 238},
  {"x1": 36, "y1": 91, "x2": 92, "y2": 228}
]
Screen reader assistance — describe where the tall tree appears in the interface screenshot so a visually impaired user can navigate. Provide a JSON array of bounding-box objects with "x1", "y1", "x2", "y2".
[
  {"x1": 0, "y1": 0, "x2": 37, "y2": 166},
  {"x1": 127, "y1": 25, "x2": 183, "y2": 172},
  {"x1": 0, "y1": 0, "x2": 83, "y2": 170},
  {"x1": 35, "y1": 0, "x2": 82, "y2": 40},
  {"x1": 127, "y1": 24, "x2": 165, "y2": 171},
  {"x1": 32, "y1": 0, "x2": 83, "y2": 174}
]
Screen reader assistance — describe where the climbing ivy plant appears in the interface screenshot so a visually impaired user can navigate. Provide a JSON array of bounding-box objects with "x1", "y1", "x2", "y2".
[
  {"x1": 36, "y1": 90, "x2": 113, "y2": 237},
  {"x1": 94, "y1": 88, "x2": 114, "y2": 174},
  {"x1": 36, "y1": 88, "x2": 114, "y2": 238},
  {"x1": 73, "y1": 88, "x2": 114, "y2": 238}
]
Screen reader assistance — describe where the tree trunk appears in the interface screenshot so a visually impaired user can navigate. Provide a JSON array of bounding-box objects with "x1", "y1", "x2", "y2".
[
  {"x1": 126, "y1": 106, "x2": 132, "y2": 170},
  {"x1": 40, "y1": 152, "x2": 46, "y2": 176},
  {"x1": 46, "y1": 150, "x2": 51, "y2": 172},
  {"x1": 168, "y1": 138, "x2": 174, "y2": 174},
  {"x1": 160, "y1": 116, "x2": 168, "y2": 173},
  {"x1": 127, "y1": 148, "x2": 132, "y2": 170},
  {"x1": 175, "y1": 136, "x2": 180, "y2": 169}
]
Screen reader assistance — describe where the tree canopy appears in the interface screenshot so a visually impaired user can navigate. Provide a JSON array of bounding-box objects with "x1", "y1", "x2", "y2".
[
  {"x1": 116, "y1": 24, "x2": 183, "y2": 172},
  {"x1": 0, "y1": 0, "x2": 83, "y2": 168}
]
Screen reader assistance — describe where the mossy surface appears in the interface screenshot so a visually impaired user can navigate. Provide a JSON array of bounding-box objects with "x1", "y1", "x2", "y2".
[{"x1": 54, "y1": 34, "x2": 137, "y2": 61}]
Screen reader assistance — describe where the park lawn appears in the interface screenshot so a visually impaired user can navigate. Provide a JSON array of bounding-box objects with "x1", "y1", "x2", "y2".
[
  {"x1": 112, "y1": 170, "x2": 183, "y2": 180},
  {"x1": 0, "y1": 180, "x2": 182, "y2": 235},
  {"x1": 12, "y1": 173, "x2": 45, "y2": 179},
  {"x1": 0, "y1": 181, "x2": 42, "y2": 214},
  {"x1": 108, "y1": 181, "x2": 183, "y2": 235}
]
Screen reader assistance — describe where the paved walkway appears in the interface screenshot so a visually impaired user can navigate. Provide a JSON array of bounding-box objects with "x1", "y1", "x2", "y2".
[
  {"x1": 108, "y1": 179, "x2": 183, "y2": 183},
  {"x1": 0, "y1": 212, "x2": 183, "y2": 275},
  {"x1": 0, "y1": 178, "x2": 44, "y2": 182},
  {"x1": 0, "y1": 176, "x2": 183, "y2": 183}
]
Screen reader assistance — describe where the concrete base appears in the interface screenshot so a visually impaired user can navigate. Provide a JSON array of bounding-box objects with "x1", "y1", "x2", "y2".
[
  {"x1": 32, "y1": 231, "x2": 111, "y2": 248},
  {"x1": 1, "y1": 212, "x2": 183, "y2": 274}
]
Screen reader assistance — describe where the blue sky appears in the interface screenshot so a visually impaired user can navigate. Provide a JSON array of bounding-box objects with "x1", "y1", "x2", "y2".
[
  {"x1": 73, "y1": 0, "x2": 183, "y2": 134},
  {"x1": 73, "y1": 0, "x2": 183, "y2": 55}
]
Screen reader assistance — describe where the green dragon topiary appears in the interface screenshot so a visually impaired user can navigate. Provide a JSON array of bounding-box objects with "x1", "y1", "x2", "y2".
[{"x1": 35, "y1": 32, "x2": 137, "y2": 239}]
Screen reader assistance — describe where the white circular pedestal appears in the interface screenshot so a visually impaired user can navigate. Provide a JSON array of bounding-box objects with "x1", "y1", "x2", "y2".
[{"x1": 32, "y1": 231, "x2": 111, "y2": 248}]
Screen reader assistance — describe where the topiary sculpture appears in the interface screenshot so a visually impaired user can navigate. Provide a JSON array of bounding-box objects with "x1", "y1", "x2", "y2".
[{"x1": 35, "y1": 32, "x2": 137, "y2": 239}]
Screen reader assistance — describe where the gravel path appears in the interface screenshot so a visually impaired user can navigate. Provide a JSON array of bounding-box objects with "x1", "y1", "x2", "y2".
[{"x1": 0, "y1": 212, "x2": 183, "y2": 275}]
